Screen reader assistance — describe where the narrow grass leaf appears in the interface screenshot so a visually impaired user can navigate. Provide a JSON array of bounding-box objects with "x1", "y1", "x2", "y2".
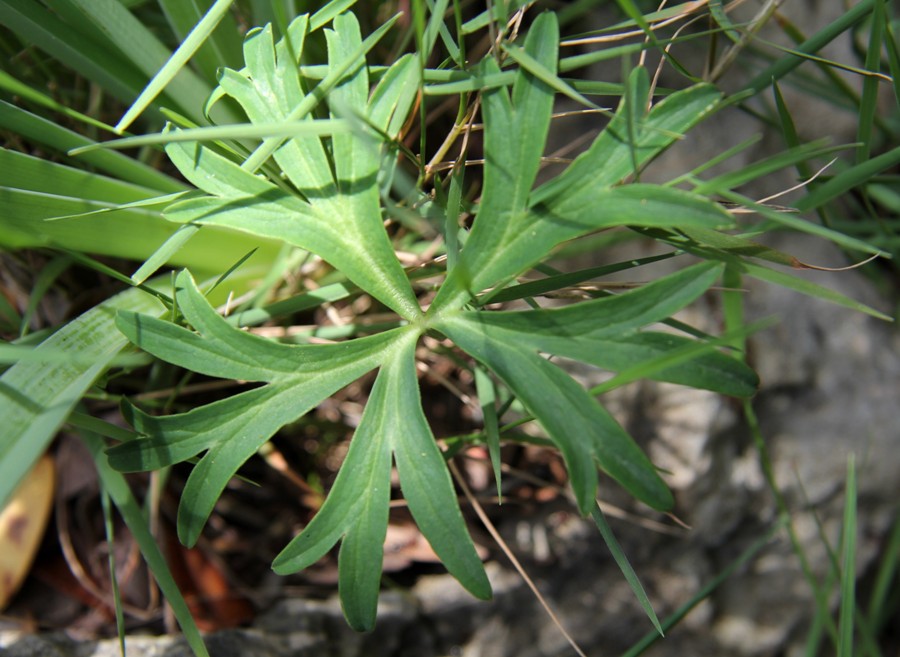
[
  {"x1": 368, "y1": 54, "x2": 421, "y2": 137},
  {"x1": 98, "y1": 486, "x2": 126, "y2": 656},
  {"x1": 423, "y1": 69, "x2": 517, "y2": 95},
  {"x1": 855, "y1": 0, "x2": 884, "y2": 164},
  {"x1": 81, "y1": 430, "x2": 210, "y2": 657},
  {"x1": 587, "y1": 323, "x2": 768, "y2": 397},
  {"x1": 583, "y1": 331, "x2": 760, "y2": 397},
  {"x1": 741, "y1": 261, "x2": 891, "y2": 320},
  {"x1": 71, "y1": 119, "x2": 353, "y2": 154},
  {"x1": 672, "y1": 227, "x2": 799, "y2": 267},
  {"x1": 837, "y1": 455, "x2": 857, "y2": 657},
  {"x1": 0, "y1": 186, "x2": 279, "y2": 275},
  {"x1": 157, "y1": 0, "x2": 243, "y2": 82},
  {"x1": 0, "y1": 149, "x2": 159, "y2": 203},
  {"x1": 794, "y1": 146, "x2": 900, "y2": 214},
  {"x1": 475, "y1": 365, "x2": 503, "y2": 500},
  {"x1": 719, "y1": 190, "x2": 886, "y2": 257},
  {"x1": 481, "y1": 252, "x2": 678, "y2": 305},
  {"x1": 532, "y1": 70, "x2": 721, "y2": 205},
  {"x1": 460, "y1": 262, "x2": 723, "y2": 343},
  {"x1": 882, "y1": 10, "x2": 900, "y2": 107},
  {"x1": 130, "y1": 224, "x2": 201, "y2": 285},
  {"x1": 57, "y1": 0, "x2": 225, "y2": 125},
  {"x1": 225, "y1": 282, "x2": 354, "y2": 329},
  {"x1": 67, "y1": 411, "x2": 139, "y2": 443},
  {"x1": 501, "y1": 42, "x2": 600, "y2": 110},
  {"x1": 0, "y1": 101, "x2": 185, "y2": 192},
  {"x1": 116, "y1": 0, "x2": 234, "y2": 132},
  {"x1": 19, "y1": 254, "x2": 72, "y2": 337},
  {"x1": 621, "y1": 518, "x2": 787, "y2": 657},
  {"x1": 460, "y1": 1, "x2": 524, "y2": 34},
  {"x1": 867, "y1": 515, "x2": 900, "y2": 634},
  {"x1": 0, "y1": 0, "x2": 147, "y2": 104},
  {"x1": 709, "y1": 0, "x2": 741, "y2": 42},
  {"x1": 690, "y1": 140, "x2": 841, "y2": 197},
  {"x1": 0, "y1": 284, "x2": 166, "y2": 509},
  {"x1": 591, "y1": 504, "x2": 663, "y2": 636},
  {"x1": 742, "y1": 0, "x2": 875, "y2": 95},
  {"x1": 310, "y1": 0, "x2": 360, "y2": 30},
  {"x1": 0, "y1": 70, "x2": 114, "y2": 132}
]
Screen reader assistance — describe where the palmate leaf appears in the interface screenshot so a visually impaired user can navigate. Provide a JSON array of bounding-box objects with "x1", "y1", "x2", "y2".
[
  {"x1": 110, "y1": 270, "x2": 405, "y2": 546},
  {"x1": 112, "y1": 272, "x2": 487, "y2": 630},
  {"x1": 107, "y1": 9, "x2": 770, "y2": 632}
]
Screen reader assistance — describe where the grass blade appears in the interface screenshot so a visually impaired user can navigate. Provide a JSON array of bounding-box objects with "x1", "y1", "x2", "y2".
[
  {"x1": 740, "y1": 262, "x2": 891, "y2": 321},
  {"x1": 742, "y1": 0, "x2": 875, "y2": 95},
  {"x1": 591, "y1": 504, "x2": 663, "y2": 636},
  {"x1": 837, "y1": 455, "x2": 857, "y2": 657},
  {"x1": 794, "y1": 146, "x2": 900, "y2": 213},
  {"x1": 0, "y1": 284, "x2": 166, "y2": 509},
  {"x1": 0, "y1": 101, "x2": 185, "y2": 192},
  {"x1": 116, "y1": 0, "x2": 234, "y2": 131},
  {"x1": 621, "y1": 517, "x2": 787, "y2": 657},
  {"x1": 81, "y1": 429, "x2": 210, "y2": 657},
  {"x1": 474, "y1": 365, "x2": 503, "y2": 500}
]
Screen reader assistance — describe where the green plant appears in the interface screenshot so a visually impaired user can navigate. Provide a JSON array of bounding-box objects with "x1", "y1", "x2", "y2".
[{"x1": 1, "y1": 0, "x2": 896, "y2": 653}]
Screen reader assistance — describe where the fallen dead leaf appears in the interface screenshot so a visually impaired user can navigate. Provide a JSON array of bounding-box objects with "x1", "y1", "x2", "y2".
[{"x1": 0, "y1": 454, "x2": 55, "y2": 610}]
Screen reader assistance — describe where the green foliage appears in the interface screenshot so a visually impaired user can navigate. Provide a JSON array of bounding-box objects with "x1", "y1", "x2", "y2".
[
  {"x1": 0, "y1": 0, "x2": 895, "y2": 650},
  {"x1": 103, "y1": 12, "x2": 762, "y2": 627}
]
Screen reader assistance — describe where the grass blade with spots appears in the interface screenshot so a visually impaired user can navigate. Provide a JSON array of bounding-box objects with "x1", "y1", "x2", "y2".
[{"x1": 0, "y1": 284, "x2": 166, "y2": 509}]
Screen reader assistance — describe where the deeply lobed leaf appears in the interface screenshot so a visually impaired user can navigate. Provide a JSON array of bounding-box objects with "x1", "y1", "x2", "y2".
[
  {"x1": 110, "y1": 270, "x2": 405, "y2": 545},
  {"x1": 112, "y1": 271, "x2": 489, "y2": 620},
  {"x1": 438, "y1": 315, "x2": 673, "y2": 512},
  {"x1": 162, "y1": 13, "x2": 421, "y2": 320},
  {"x1": 274, "y1": 336, "x2": 490, "y2": 630},
  {"x1": 430, "y1": 59, "x2": 730, "y2": 317}
]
